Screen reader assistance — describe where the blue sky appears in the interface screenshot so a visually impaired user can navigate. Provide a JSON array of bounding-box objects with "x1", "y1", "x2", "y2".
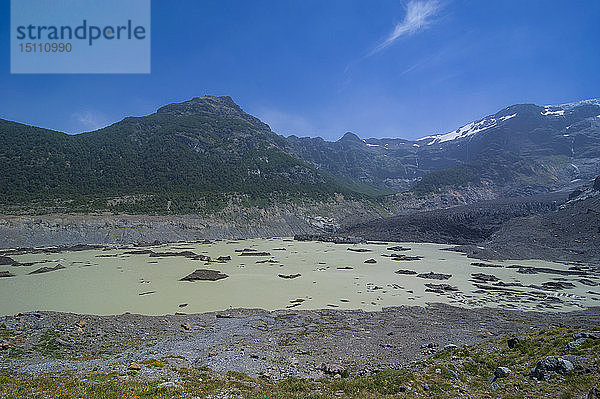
[{"x1": 1, "y1": 0, "x2": 599, "y2": 140}]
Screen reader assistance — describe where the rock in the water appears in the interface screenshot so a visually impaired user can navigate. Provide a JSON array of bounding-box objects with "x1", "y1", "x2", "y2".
[
  {"x1": 239, "y1": 251, "x2": 271, "y2": 256},
  {"x1": 391, "y1": 254, "x2": 423, "y2": 261},
  {"x1": 278, "y1": 273, "x2": 301, "y2": 279},
  {"x1": 0, "y1": 256, "x2": 20, "y2": 266},
  {"x1": 471, "y1": 262, "x2": 503, "y2": 268},
  {"x1": 425, "y1": 284, "x2": 459, "y2": 293},
  {"x1": 180, "y1": 269, "x2": 228, "y2": 282},
  {"x1": 417, "y1": 272, "x2": 452, "y2": 280},
  {"x1": 395, "y1": 269, "x2": 417, "y2": 275},
  {"x1": 364, "y1": 258, "x2": 377, "y2": 264},
  {"x1": 150, "y1": 251, "x2": 211, "y2": 262},
  {"x1": 541, "y1": 281, "x2": 576, "y2": 290},
  {"x1": 387, "y1": 246, "x2": 411, "y2": 251},
  {"x1": 471, "y1": 273, "x2": 500, "y2": 282},
  {"x1": 531, "y1": 356, "x2": 574, "y2": 380},
  {"x1": 0, "y1": 271, "x2": 15, "y2": 278},
  {"x1": 579, "y1": 279, "x2": 599, "y2": 287},
  {"x1": 28, "y1": 264, "x2": 65, "y2": 275},
  {"x1": 347, "y1": 248, "x2": 371, "y2": 253},
  {"x1": 217, "y1": 256, "x2": 231, "y2": 262}
]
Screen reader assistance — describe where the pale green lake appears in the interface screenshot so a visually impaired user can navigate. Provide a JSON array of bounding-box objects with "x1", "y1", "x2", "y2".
[{"x1": 0, "y1": 239, "x2": 598, "y2": 315}]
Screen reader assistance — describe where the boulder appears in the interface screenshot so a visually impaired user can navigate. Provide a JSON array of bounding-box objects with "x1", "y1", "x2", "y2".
[
  {"x1": 128, "y1": 362, "x2": 141, "y2": 371},
  {"x1": 531, "y1": 356, "x2": 574, "y2": 380},
  {"x1": 55, "y1": 338, "x2": 74, "y2": 348},
  {"x1": 494, "y1": 366, "x2": 511, "y2": 378},
  {"x1": 317, "y1": 362, "x2": 347, "y2": 376},
  {"x1": 364, "y1": 258, "x2": 377, "y2": 264},
  {"x1": 0, "y1": 271, "x2": 15, "y2": 278},
  {"x1": 507, "y1": 337, "x2": 521, "y2": 348},
  {"x1": 574, "y1": 331, "x2": 598, "y2": 340},
  {"x1": 565, "y1": 337, "x2": 586, "y2": 351},
  {"x1": 561, "y1": 355, "x2": 591, "y2": 370},
  {"x1": 157, "y1": 381, "x2": 178, "y2": 389}
]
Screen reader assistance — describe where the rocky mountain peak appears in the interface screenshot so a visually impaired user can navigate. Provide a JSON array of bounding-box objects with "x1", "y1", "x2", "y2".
[
  {"x1": 155, "y1": 95, "x2": 273, "y2": 134},
  {"x1": 339, "y1": 132, "x2": 362, "y2": 143},
  {"x1": 157, "y1": 95, "x2": 242, "y2": 116}
]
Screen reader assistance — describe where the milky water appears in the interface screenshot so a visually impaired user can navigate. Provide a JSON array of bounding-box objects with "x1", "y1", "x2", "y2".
[{"x1": 0, "y1": 239, "x2": 598, "y2": 316}]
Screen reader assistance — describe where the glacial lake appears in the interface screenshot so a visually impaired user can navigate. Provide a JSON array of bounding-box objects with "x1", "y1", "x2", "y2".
[{"x1": 0, "y1": 238, "x2": 598, "y2": 315}]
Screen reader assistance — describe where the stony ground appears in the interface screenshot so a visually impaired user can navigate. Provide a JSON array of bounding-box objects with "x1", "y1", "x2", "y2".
[{"x1": 1, "y1": 304, "x2": 599, "y2": 398}]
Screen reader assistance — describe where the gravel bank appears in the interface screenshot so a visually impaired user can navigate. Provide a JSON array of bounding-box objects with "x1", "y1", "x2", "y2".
[{"x1": 1, "y1": 304, "x2": 599, "y2": 380}]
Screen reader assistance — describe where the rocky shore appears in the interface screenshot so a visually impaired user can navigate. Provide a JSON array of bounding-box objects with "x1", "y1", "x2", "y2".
[{"x1": 1, "y1": 304, "x2": 599, "y2": 380}]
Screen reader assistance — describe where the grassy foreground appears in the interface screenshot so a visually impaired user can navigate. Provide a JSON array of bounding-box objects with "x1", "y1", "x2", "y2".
[{"x1": 1, "y1": 327, "x2": 598, "y2": 399}]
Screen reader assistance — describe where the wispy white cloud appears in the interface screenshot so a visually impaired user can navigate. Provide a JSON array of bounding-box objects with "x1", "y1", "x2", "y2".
[
  {"x1": 70, "y1": 110, "x2": 109, "y2": 132},
  {"x1": 370, "y1": 0, "x2": 441, "y2": 56}
]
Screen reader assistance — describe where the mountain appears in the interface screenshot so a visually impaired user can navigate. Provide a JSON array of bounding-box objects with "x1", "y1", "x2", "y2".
[
  {"x1": 0, "y1": 96, "x2": 353, "y2": 213},
  {"x1": 1, "y1": 96, "x2": 599, "y2": 215},
  {"x1": 288, "y1": 99, "x2": 600, "y2": 196}
]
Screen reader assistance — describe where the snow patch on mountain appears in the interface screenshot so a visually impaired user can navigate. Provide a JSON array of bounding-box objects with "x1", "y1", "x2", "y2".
[
  {"x1": 418, "y1": 112, "x2": 517, "y2": 145},
  {"x1": 551, "y1": 98, "x2": 600, "y2": 109},
  {"x1": 499, "y1": 113, "x2": 517, "y2": 121},
  {"x1": 541, "y1": 108, "x2": 565, "y2": 116}
]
